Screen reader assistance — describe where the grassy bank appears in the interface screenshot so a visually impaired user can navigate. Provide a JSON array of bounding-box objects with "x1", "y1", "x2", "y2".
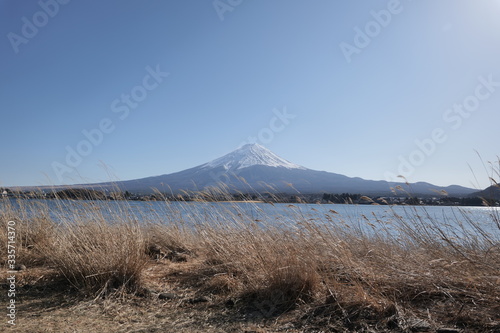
[{"x1": 1, "y1": 196, "x2": 499, "y2": 332}]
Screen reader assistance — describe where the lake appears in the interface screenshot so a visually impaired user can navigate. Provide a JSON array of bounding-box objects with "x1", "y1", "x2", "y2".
[
  {"x1": 3, "y1": 198, "x2": 499, "y2": 241},
  {"x1": 0, "y1": 199, "x2": 500, "y2": 231}
]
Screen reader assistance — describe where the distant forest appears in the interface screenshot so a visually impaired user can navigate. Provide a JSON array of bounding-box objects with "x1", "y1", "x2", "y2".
[{"x1": 2, "y1": 188, "x2": 497, "y2": 206}]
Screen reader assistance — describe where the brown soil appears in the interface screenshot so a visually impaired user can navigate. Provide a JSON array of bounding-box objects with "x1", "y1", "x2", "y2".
[{"x1": 2, "y1": 260, "x2": 499, "y2": 333}]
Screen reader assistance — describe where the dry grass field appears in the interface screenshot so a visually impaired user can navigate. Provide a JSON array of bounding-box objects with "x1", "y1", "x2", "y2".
[{"x1": 1, "y1": 189, "x2": 499, "y2": 332}]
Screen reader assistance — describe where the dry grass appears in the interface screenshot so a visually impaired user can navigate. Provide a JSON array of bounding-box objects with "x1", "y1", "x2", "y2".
[
  {"x1": 0, "y1": 200, "x2": 55, "y2": 267},
  {"x1": 1, "y1": 189, "x2": 499, "y2": 332},
  {"x1": 44, "y1": 221, "x2": 147, "y2": 296},
  {"x1": 1, "y1": 199, "x2": 148, "y2": 297}
]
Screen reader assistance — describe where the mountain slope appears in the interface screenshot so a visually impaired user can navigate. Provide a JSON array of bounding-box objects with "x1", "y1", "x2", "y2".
[
  {"x1": 471, "y1": 184, "x2": 500, "y2": 200},
  {"x1": 97, "y1": 144, "x2": 476, "y2": 196}
]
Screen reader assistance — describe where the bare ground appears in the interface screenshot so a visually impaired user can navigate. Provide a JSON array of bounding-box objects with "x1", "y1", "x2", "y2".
[{"x1": 3, "y1": 259, "x2": 499, "y2": 333}]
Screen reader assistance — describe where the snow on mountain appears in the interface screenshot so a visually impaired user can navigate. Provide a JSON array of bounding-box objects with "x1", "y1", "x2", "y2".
[
  {"x1": 60, "y1": 143, "x2": 476, "y2": 196},
  {"x1": 203, "y1": 143, "x2": 306, "y2": 171}
]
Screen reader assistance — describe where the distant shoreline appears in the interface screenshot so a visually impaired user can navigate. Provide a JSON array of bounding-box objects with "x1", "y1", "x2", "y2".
[
  {"x1": 1, "y1": 194, "x2": 497, "y2": 207},
  {"x1": 2, "y1": 185, "x2": 498, "y2": 207}
]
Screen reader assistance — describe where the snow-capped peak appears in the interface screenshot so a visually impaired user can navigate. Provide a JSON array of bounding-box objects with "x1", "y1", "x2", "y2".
[{"x1": 203, "y1": 143, "x2": 306, "y2": 171}]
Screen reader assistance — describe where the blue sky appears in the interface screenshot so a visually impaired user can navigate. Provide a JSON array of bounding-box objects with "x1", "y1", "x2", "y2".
[{"x1": 1, "y1": 0, "x2": 499, "y2": 189}]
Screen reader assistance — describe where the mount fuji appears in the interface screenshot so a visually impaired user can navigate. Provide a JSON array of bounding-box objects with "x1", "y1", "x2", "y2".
[
  {"x1": 96, "y1": 144, "x2": 476, "y2": 196},
  {"x1": 203, "y1": 143, "x2": 305, "y2": 171}
]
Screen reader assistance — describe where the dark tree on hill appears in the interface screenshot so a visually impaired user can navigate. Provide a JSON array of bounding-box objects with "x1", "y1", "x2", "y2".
[
  {"x1": 322, "y1": 193, "x2": 361, "y2": 203},
  {"x1": 54, "y1": 189, "x2": 108, "y2": 200}
]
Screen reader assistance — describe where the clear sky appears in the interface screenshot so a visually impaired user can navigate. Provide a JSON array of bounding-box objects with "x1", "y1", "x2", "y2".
[{"x1": 1, "y1": 0, "x2": 499, "y2": 189}]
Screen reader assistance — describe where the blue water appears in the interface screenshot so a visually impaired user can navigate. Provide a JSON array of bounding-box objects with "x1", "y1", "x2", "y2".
[{"x1": 2, "y1": 198, "x2": 499, "y2": 241}]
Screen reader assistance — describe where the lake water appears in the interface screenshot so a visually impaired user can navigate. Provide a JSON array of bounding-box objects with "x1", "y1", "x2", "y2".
[{"x1": 2, "y1": 199, "x2": 499, "y2": 241}]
